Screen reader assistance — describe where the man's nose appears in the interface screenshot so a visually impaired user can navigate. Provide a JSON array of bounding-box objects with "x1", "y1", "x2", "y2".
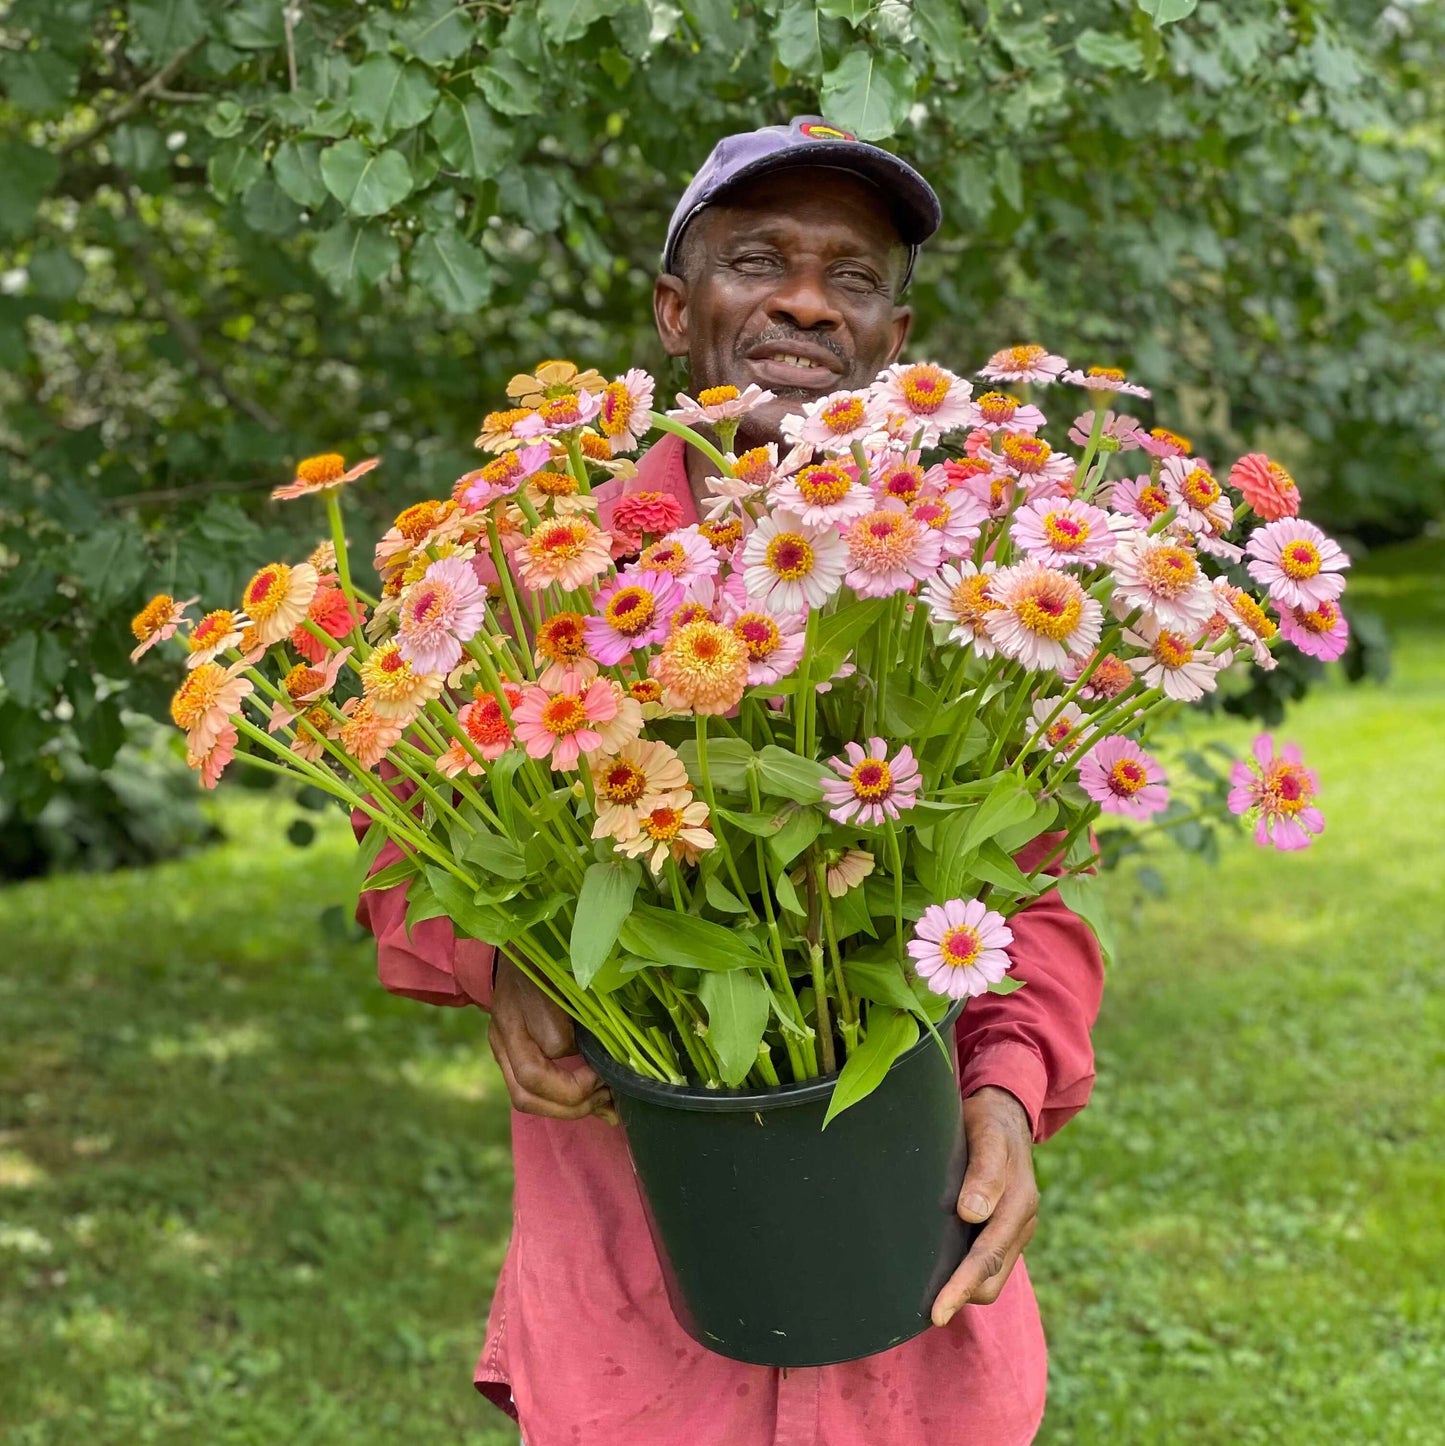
[{"x1": 765, "y1": 263, "x2": 843, "y2": 332}]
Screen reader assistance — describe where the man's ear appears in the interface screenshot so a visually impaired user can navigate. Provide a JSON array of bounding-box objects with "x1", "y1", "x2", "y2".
[
  {"x1": 885, "y1": 305, "x2": 913, "y2": 366},
  {"x1": 654, "y1": 274, "x2": 691, "y2": 358}
]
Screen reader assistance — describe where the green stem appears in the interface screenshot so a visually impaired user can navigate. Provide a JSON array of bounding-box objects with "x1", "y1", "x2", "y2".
[
  {"x1": 792, "y1": 608, "x2": 820, "y2": 755},
  {"x1": 694, "y1": 715, "x2": 756, "y2": 921},
  {"x1": 649, "y1": 413, "x2": 734, "y2": 477}
]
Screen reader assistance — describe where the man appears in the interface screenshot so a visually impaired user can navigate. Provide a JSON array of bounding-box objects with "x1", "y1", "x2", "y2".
[{"x1": 358, "y1": 118, "x2": 1103, "y2": 1445}]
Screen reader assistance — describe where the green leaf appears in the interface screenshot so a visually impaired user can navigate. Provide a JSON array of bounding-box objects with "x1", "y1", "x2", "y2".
[
  {"x1": 1075, "y1": 28, "x2": 1145, "y2": 71},
  {"x1": 570, "y1": 859, "x2": 641, "y2": 987},
  {"x1": 994, "y1": 148, "x2": 1023, "y2": 213},
  {"x1": 704, "y1": 874, "x2": 749, "y2": 914},
  {"x1": 988, "y1": 975, "x2": 1026, "y2": 995},
  {"x1": 1, "y1": 631, "x2": 68, "y2": 709},
  {"x1": 698, "y1": 970, "x2": 769, "y2": 1085},
  {"x1": 365, "y1": 856, "x2": 422, "y2": 893},
  {"x1": 618, "y1": 903, "x2": 767, "y2": 972},
  {"x1": 273, "y1": 140, "x2": 327, "y2": 207},
  {"x1": 28, "y1": 247, "x2": 86, "y2": 302},
  {"x1": 398, "y1": 0, "x2": 477, "y2": 64},
  {"x1": 0, "y1": 49, "x2": 78, "y2": 114},
  {"x1": 717, "y1": 807, "x2": 783, "y2": 837},
  {"x1": 411, "y1": 230, "x2": 492, "y2": 313},
  {"x1": 497, "y1": 167, "x2": 563, "y2": 231},
  {"x1": 774, "y1": 0, "x2": 835, "y2": 73},
  {"x1": 767, "y1": 804, "x2": 824, "y2": 867},
  {"x1": 348, "y1": 55, "x2": 439, "y2": 139},
  {"x1": 74, "y1": 526, "x2": 148, "y2": 607},
  {"x1": 830, "y1": 882, "x2": 877, "y2": 938},
  {"x1": 823, "y1": 1005, "x2": 917, "y2": 1126},
  {"x1": 1134, "y1": 0, "x2": 1197, "y2": 24},
  {"x1": 320, "y1": 140, "x2": 414, "y2": 218},
  {"x1": 819, "y1": 48, "x2": 913, "y2": 143},
  {"x1": 429, "y1": 92, "x2": 509, "y2": 180},
  {"x1": 961, "y1": 776, "x2": 1039, "y2": 855},
  {"x1": 755, "y1": 745, "x2": 829, "y2": 804},
  {"x1": 222, "y1": 0, "x2": 286, "y2": 48},
  {"x1": 1056, "y1": 875, "x2": 1116, "y2": 967},
  {"x1": 969, "y1": 839, "x2": 1039, "y2": 898},
  {"x1": 425, "y1": 865, "x2": 521, "y2": 946},
  {"x1": 0, "y1": 142, "x2": 60, "y2": 239},
  {"x1": 540, "y1": 0, "x2": 625, "y2": 46},
  {"x1": 774, "y1": 870, "x2": 806, "y2": 916},
  {"x1": 814, "y1": 595, "x2": 887, "y2": 672},
  {"x1": 241, "y1": 176, "x2": 301, "y2": 236},
  {"x1": 73, "y1": 696, "x2": 125, "y2": 770},
  {"x1": 912, "y1": 0, "x2": 974, "y2": 77},
  {"x1": 130, "y1": 0, "x2": 209, "y2": 56},
  {"x1": 817, "y1": 0, "x2": 871, "y2": 23},
  {"x1": 842, "y1": 952, "x2": 917, "y2": 1012},
  {"x1": 479, "y1": 53, "x2": 542, "y2": 117},
  {"x1": 206, "y1": 139, "x2": 264, "y2": 202},
  {"x1": 993, "y1": 796, "x2": 1057, "y2": 855},
  {"x1": 677, "y1": 735, "x2": 754, "y2": 791},
  {"x1": 311, "y1": 219, "x2": 399, "y2": 293},
  {"x1": 461, "y1": 830, "x2": 528, "y2": 879}
]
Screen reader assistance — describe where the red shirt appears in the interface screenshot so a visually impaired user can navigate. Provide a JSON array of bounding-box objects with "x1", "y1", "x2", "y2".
[{"x1": 357, "y1": 434, "x2": 1104, "y2": 1445}]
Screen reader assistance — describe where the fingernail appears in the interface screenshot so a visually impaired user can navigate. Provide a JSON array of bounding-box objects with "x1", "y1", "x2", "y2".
[{"x1": 962, "y1": 1193, "x2": 990, "y2": 1218}]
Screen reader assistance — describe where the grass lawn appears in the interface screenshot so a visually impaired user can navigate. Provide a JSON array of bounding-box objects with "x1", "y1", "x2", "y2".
[{"x1": 2, "y1": 542, "x2": 1441, "y2": 1444}]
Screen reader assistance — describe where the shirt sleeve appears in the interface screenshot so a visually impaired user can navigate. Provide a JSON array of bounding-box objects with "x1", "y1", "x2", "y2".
[
  {"x1": 954, "y1": 832, "x2": 1104, "y2": 1143},
  {"x1": 351, "y1": 800, "x2": 496, "y2": 1012}
]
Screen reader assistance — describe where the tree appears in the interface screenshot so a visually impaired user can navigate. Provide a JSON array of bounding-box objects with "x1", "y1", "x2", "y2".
[{"x1": 0, "y1": 0, "x2": 1435, "y2": 852}]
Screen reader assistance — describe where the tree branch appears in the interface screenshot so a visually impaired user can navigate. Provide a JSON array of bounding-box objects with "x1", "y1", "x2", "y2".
[
  {"x1": 101, "y1": 474, "x2": 278, "y2": 510},
  {"x1": 57, "y1": 39, "x2": 206, "y2": 157}
]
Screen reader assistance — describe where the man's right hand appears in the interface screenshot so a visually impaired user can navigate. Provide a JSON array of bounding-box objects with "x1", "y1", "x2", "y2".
[{"x1": 488, "y1": 957, "x2": 614, "y2": 1120}]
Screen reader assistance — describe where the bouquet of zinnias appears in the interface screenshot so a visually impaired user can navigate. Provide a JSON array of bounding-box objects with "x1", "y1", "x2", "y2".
[{"x1": 133, "y1": 346, "x2": 1343, "y2": 1119}]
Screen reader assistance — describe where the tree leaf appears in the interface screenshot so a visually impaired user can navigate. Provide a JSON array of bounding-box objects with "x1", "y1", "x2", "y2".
[
  {"x1": 774, "y1": 0, "x2": 835, "y2": 74},
  {"x1": 0, "y1": 631, "x2": 68, "y2": 710},
  {"x1": 478, "y1": 53, "x2": 542, "y2": 117},
  {"x1": 320, "y1": 140, "x2": 414, "y2": 217},
  {"x1": 912, "y1": 0, "x2": 974, "y2": 77},
  {"x1": 1075, "y1": 28, "x2": 1145, "y2": 71},
  {"x1": 73, "y1": 695, "x2": 125, "y2": 770},
  {"x1": 823, "y1": 1005, "x2": 918, "y2": 1126},
  {"x1": 398, "y1": 0, "x2": 477, "y2": 65},
  {"x1": 698, "y1": 970, "x2": 769, "y2": 1085},
  {"x1": 618, "y1": 903, "x2": 767, "y2": 972},
  {"x1": 222, "y1": 0, "x2": 286, "y2": 49},
  {"x1": 1134, "y1": 0, "x2": 1197, "y2": 24},
  {"x1": 540, "y1": 0, "x2": 626, "y2": 46},
  {"x1": 311, "y1": 218, "x2": 399, "y2": 293},
  {"x1": 241, "y1": 176, "x2": 301, "y2": 236},
  {"x1": 570, "y1": 859, "x2": 641, "y2": 987},
  {"x1": 429, "y1": 92, "x2": 509, "y2": 180},
  {"x1": 347, "y1": 55, "x2": 439, "y2": 139},
  {"x1": 272, "y1": 140, "x2": 327, "y2": 207},
  {"x1": 817, "y1": 0, "x2": 871, "y2": 23},
  {"x1": 74, "y1": 526, "x2": 148, "y2": 607},
  {"x1": 129, "y1": 0, "x2": 209, "y2": 56},
  {"x1": 1056, "y1": 874, "x2": 1117, "y2": 967},
  {"x1": 820, "y1": 48, "x2": 914, "y2": 142},
  {"x1": 411, "y1": 229, "x2": 492, "y2": 313},
  {"x1": 206, "y1": 139, "x2": 264, "y2": 203}
]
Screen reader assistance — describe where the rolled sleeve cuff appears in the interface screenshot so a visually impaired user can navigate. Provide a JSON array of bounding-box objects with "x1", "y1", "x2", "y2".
[{"x1": 959, "y1": 1040, "x2": 1050, "y2": 1140}]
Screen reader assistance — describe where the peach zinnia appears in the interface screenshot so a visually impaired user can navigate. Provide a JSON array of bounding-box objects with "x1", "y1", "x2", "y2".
[
  {"x1": 241, "y1": 561, "x2": 319, "y2": 648},
  {"x1": 272, "y1": 452, "x2": 380, "y2": 501},
  {"x1": 978, "y1": 343, "x2": 1066, "y2": 385},
  {"x1": 616, "y1": 796, "x2": 715, "y2": 874},
  {"x1": 983, "y1": 559, "x2": 1104, "y2": 672},
  {"x1": 170, "y1": 661, "x2": 253, "y2": 751},
  {"x1": 186, "y1": 608, "x2": 249, "y2": 668},
  {"x1": 360, "y1": 641, "x2": 445, "y2": 721},
  {"x1": 652, "y1": 618, "x2": 749, "y2": 716},
  {"x1": 589, "y1": 739, "x2": 691, "y2": 841},
  {"x1": 130, "y1": 593, "x2": 197, "y2": 662},
  {"x1": 515, "y1": 516, "x2": 612, "y2": 592}
]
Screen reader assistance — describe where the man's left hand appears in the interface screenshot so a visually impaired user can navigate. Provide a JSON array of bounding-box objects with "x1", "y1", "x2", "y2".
[{"x1": 931, "y1": 1086, "x2": 1039, "y2": 1326}]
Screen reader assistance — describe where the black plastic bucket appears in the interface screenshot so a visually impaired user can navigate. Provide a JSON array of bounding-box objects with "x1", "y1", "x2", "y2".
[{"x1": 577, "y1": 1001, "x2": 973, "y2": 1367}]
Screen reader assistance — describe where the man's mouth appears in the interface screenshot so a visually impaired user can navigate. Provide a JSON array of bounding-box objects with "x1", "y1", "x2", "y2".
[{"x1": 744, "y1": 341, "x2": 846, "y2": 392}]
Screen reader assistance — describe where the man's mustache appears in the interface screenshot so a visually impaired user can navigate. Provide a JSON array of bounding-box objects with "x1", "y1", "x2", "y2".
[{"x1": 734, "y1": 324, "x2": 850, "y2": 370}]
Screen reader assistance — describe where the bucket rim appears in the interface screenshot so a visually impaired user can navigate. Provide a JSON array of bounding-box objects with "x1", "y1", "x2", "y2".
[{"x1": 577, "y1": 999, "x2": 963, "y2": 1112}]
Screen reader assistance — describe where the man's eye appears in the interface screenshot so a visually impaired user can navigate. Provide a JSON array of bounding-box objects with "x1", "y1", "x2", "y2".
[
  {"x1": 733, "y1": 253, "x2": 779, "y2": 271},
  {"x1": 835, "y1": 268, "x2": 880, "y2": 289}
]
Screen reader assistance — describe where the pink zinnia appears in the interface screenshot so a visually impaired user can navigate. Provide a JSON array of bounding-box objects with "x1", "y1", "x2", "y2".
[
  {"x1": 727, "y1": 607, "x2": 806, "y2": 686},
  {"x1": 842, "y1": 503, "x2": 943, "y2": 598},
  {"x1": 1161, "y1": 456, "x2": 1233, "y2": 537},
  {"x1": 922, "y1": 561, "x2": 1000, "y2": 656},
  {"x1": 780, "y1": 388, "x2": 879, "y2": 450},
  {"x1": 394, "y1": 556, "x2": 488, "y2": 676},
  {"x1": 637, "y1": 527, "x2": 721, "y2": 589},
  {"x1": 1107, "y1": 473, "x2": 1173, "y2": 527},
  {"x1": 513, "y1": 388, "x2": 603, "y2": 439},
  {"x1": 516, "y1": 515, "x2": 613, "y2": 592},
  {"x1": 584, "y1": 569, "x2": 682, "y2": 665},
  {"x1": 596, "y1": 369, "x2": 656, "y2": 454},
  {"x1": 973, "y1": 391, "x2": 1046, "y2": 434},
  {"x1": 771, "y1": 460, "x2": 874, "y2": 527},
  {"x1": 1245, "y1": 518, "x2": 1349, "y2": 610},
  {"x1": 980, "y1": 431, "x2": 1075, "y2": 489},
  {"x1": 983, "y1": 559, "x2": 1104, "y2": 672},
  {"x1": 187, "y1": 721, "x2": 238, "y2": 791},
  {"x1": 511, "y1": 677, "x2": 621, "y2": 772},
  {"x1": 1278, "y1": 597, "x2": 1350, "y2": 662},
  {"x1": 908, "y1": 899, "x2": 1014, "y2": 1001},
  {"x1": 869, "y1": 362, "x2": 977, "y2": 445},
  {"x1": 1068, "y1": 410, "x2": 1145, "y2": 453},
  {"x1": 1229, "y1": 453, "x2": 1301, "y2": 521},
  {"x1": 821, "y1": 738, "x2": 922, "y2": 827},
  {"x1": 457, "y1": 444, "x2": 552, "y2": 508},
  {"x1": 1121, "y1": 619, "x2": 1222, "y2": 702},
  {"x1": 1061, "y1": 366, "x2": 1151, "y2": 399},
  {"x1": 1228, "y1": 733, "x2": 1324, "y2": 850},
  {"x1": 1011, "y1": 497, "x2": 1117, "y2": 569},
  {"x1": 1079, "y1": 736, "x2": 1169, "y2": 819},
  {"x1": 907, "y1": 492, "x2": 987, "y2": 556},
  {"x1": 1137, "y1": 427, "x2": 1193, "y2": 460},
  {"x1": 668, "y1": 383, "x2": 775, "y2": 427},
  {"x1": 978, "y1": 344, "x2": 1067, "y2": 385},
  {"x1": 1110, "y1": 533, "x2": 1216, "y2": 635}
]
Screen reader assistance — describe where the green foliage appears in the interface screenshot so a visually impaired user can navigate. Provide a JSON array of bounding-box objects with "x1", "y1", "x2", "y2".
[{"x1": 0, "y1": 0, "x2": 1441, "y2": 841}]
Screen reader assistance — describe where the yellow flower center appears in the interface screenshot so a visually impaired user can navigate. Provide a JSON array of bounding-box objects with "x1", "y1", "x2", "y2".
[
  {"x1": 698, "y1": 385, "x2": 740, "y2": 407},
  {"x1": 765, "y1": 532, "x2": 815, "y2": 580},
  {"x1": 170, "y1": 664, "x2": 226, "y2": 730},
  {"x1": 821, "y1": 396, "x2": 866, "y2": 431},
  {"x1": 733, "y1": 447, "x2": 774, "y2": 485},
  {"x1": 131, "y1": 594, "x2": 175, "y2": 641},
  {"x1": 480, "y1": 406, "x2": 533, "y2": 438},
  {"x1": 604, "y1": 585, "x2": 656, "y2": 637},
  {"x1": 999, "y1": 344, "x2": 1046, "y2": 371},
  {"x1": 1296, "y1": 599, "x2": 1338, "y2": 635},
  {"x1": 976, "y1": 392, "x2": 1019, "y2": 424},
  {"x1": 1150, "y1": 427, "x2": 1192, "y2": 452},
  {"x1": 733, "y1": 612, "x2": 781, "y2": 660},
  {"x1": 629, "y1": 678, "x2": 663, "y2": 704},
  {"x1": 1151, "y1": 630, "x2": 1194, "y2": 668},
  {"x1": 641, "y1": 806, "x2": 684, "y2": 842},
  {"x1": 600, "y1": 759, "x2": 648, "y2": 805},
  {"x1": 1087, "y1": 366, "x2": 1126, "y2": 383},
  {"x1": 395, "y1": 500, "x2": 448, "y2": 542},
  {"x1": 671, "y1": 601, "x2": 710, "y2": 629},
  {"x1": 1014, "y1": 575, "x2": 1085, "y2": 640},
  {"x1": 1268, "y1": 460, "x2": 1299, "y2": 493},
  {"x1": 912, "y1": 499, "x2": 949, "y2": 529},
  {"x1": 598, "y1": 381, "x2": 635, "y2": 437},
  {"x1": 362, "y1": 644, "x2": 419, "y2": 699},
  {"x1": 1264, "y1": 761, "x2": 1314, "y2": 815},
  {"x1": 880, "y1": 464, "x2": 924, "y2": 502},
  {"x1": 1230, "y1": 590, "x2": 1277, "y2": 639},
  {"x1": 1280, "y1": 539, "x2": 1322, "y2": 580},
  {"x1": 533, "y1": 468, "x2": 580, "y2": 496},
  {"x1": 541, "y1": 694, "x2": 587, "y2": 737},
  {"x1": 1141, "y1": 544, "x2": 1199, "y2": 595},
  {"x1": 848, "y1": 757, "x2": 893, "y2": 801},
  {"x1": 1137, "y1": 483, "x2": 1170, "y2": 519},
  {"x1": 897, "y1": 364, "x2": 950, "y2": 413},
  {"x1": 1042, "y1": 510, "x2": 1089, "y2": 550},
  {"x1": 284, "y1": 663, "x2": 327, "y2": 699},
  {"x1": 537, "y1": 612, "x2": 587, "y2": 662},
  {"x1": 796, "y1": 464, "x2": 852, "y2": 506},
  {"x1": 1181, "y1": 467, "x2": 1221, "y2": 508},
  {"x1": 189, "y1": 610, "x2": 237, "y2": 651},
  {"x1": 939, "y1": 925, "x2": 983, "y2": 969},
  {"x1": 1109, "y1": 759, "x2": 1148, "y2": 796},
  {"x1": 535, "y1": 520, "x2": 588, "y2": 559},
  {"x1": 1001, "y1": 433, "x2": 1053, "y2": 471},
  {"x1": 700, "y1": 518, "x2": 742, "y2": 551},
  {"x1": 296, "y1": 453, "x2": 346, "y2": 486},
  {"x1": 243, "y1": 563, "x2": 291, "y2": 621},
  {"x1": 539, "y1": 393, "x2": 586, "y2": 427},
  {"x1": 670, "y1": 620, "x2": 746, "y2": 681},
  {"x1": 949, "y1": 574, "x2": 1000, "y2": 625}
]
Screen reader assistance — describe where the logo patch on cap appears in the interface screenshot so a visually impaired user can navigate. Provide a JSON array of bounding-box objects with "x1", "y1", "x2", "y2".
[{"x1": 799, "y1": 122, "x2": 855, "y2": 142}]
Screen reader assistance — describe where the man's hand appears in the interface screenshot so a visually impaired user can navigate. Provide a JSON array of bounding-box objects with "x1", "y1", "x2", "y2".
[
  {"x1": 932, "y1": 1086, "x2": 1038, "y2": 1326},
  {"x1": 488, "y1": 958, "x2": 614, "y2": 1120}
]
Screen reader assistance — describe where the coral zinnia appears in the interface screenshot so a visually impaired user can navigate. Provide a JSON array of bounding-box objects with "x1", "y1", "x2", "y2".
[
  {"x1": 908, "y1": 899, "x2": 1015, "y2": 1000},
  {"x1": 842, "y1": 504, "x2": 943, "y2": 599},
  {"x1": 170, "y1": 661, "x2": 253, "y2": 751},
  {"x1": 272, "y1": 452, "x2": 380, "y2": 501},
  {"x1": 290, "y1": 585, "x2": 363, "y2": 664},
  {"x1": 1229, "y1": 453, "x2": 1301, "y2": 521},
  {"x1": 978, "y1": 344, "x2": 1067, "y2": 385},
  {"x1": 515, "y1": 516, "x2": 612, "y2": 592}
]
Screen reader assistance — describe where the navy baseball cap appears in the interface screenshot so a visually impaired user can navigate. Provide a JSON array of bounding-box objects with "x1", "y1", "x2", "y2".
[{"x1": 662, "y1": 116, "x2": 942, "y2": 290}]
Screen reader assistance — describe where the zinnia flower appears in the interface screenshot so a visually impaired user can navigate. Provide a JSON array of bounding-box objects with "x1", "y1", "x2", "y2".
[
  {"x1": 921, "y1": 560, "x2": 1000, "y2": 656},
  {"x1": 668, "y1": 383, "x2": 775, "y2": 427},
  {"x1": 971, "y1": 390, "x2": 1046, "y2": 434},
  {"x1": 1122, "y1": 618, "x2": 1222, "y2": 701},
  {"x1": 515, "y1": 515, "x2": 612, "y2": 592},
  {"x1": 585, "y1": 569, "x2": 682, "y2": 665},
  {"x1": 728, "y1": 608, "x2": 806, "y2": 687},
  {"x1": 595, "y1": 369, "x2": 655, "y2": 453},
  {"x1": 456, "y1": 444, "x2": 553, "y2": 508},
  {"x1": 637, "y1": 527, "x2": 722, "y2": 588},
  {"x1": 437, "y1": 684, "x2": 523, "y2": 776},
  {"x1": 241, "y1": 562, "x2": 319, "y2": 649},
  {"x1": 1244, "y1": 518, "x2": 1349, "y2": 610},
  {"x1": 821, "y1": 738, "x2": 922, "y2": 827},
  {"x1": 1061, "y1": 366, "x2": 1151, "y2": 399},
  {"x1": 1162, "y1": 456, "x2": 1233, "y2": 536},
  {"x1": 1278, "y1": 597, "x2": 1350, "y2": 662},
  {"x1": 652, "y1": 618, "x2": 749, "y2": 715},
  {"x1": 1229, "y1": 453, "x2": 1301, "y2": 521},
  {"x1": 611, "y1": 489, "x2": 683, "y2": 543},
  {"x1": 507, "y1": 359, "x2": 606, "y2": 408},
  {"x1": 1011, "y1": 497, "x2": 1117, "y2": 569},
  {"x1": 1107, "y1": 474, "x2": 1173, "y2": 527},
  {"x1": 740, "y1": 510, "x2": 848, "y2": 613},
  {"x1": 186, "y1": 608, "x2": 249, "y2": 668},
  {"x1": 1228, "y1": 734, "x2": 1324, "y2": 850},
  {"x1": 187, "y1": 721, "x2": 237, "y2": 790},
  {"x1": 983, "y1": 559, "x2": 1104, "y2": 672},
  {"x1": 978, "y1": 344, "x2": 1067, "y2": 385},
  {"x1": 589, "y1": 739, "x2": 692, "y2": 841},
  {"x1": 779, "y1": 388, "x2": 879, "y2": 450},
  {"x1": 267, "y1": 647, "x2": 353, "y2": 731},
  {"x1": 170, "y1": 661, "x2": 253, "y2": 752},
  {"x1": 871, "y1": 454, "x2": 930, "y2": 506},
  {"x1": 981, "y1": 431, "x2": 1076, "y2": 489},
  {"x1": 1138, "y1": 427, "x2": 1192, "y2": 460},
  {"x1": 272, "y1": 451, "x2": 380, "y2": 501},
  {"x1": 870, "y1": 362, "x2": 976, "y2": 444},
  {"x1": 1029, "y1": 698, "x2": 1093, "y2": 760},
  {"x1": 394, "y1": 556, "x2": 488, "y2": 676},
  {"x1": 291, "y1": 704, "x2": 338, "y2": 763},
  {"x1": 474, "y1": 406, "x2": 537, "y2": 453},
  {"x1": 533, "y1": 611, "x2": 599, "y2": 690},
  {"x1": 907, "y1": 493, "x2": 987, "y2": 556},
  {"x1": 842, "y1": 503, "x2": 943, "y2": 598},
  {"x1": 1078, "y1": 736, "x2": 1169, "y2": 819},
  {"x1": 1109, "y1": 533, "x2": 1216, "y2": 634},
  {"x1": 513, "y1": 388, "x2": 604, "y2": 439},
  {"x1": 908, "y1": 899, "x2": 1014, "y2": 1000},
  {"x1": 338, "y1": 697, "x2": 405, "y2": 769},
  {"x1": 698, "y1": 516, "x2": 744, "y2": 556},
  {"x1": 771, "y1": 461, "x2": 874, "y2": 527},
  {"x1": 825, "y1": 848, "x2": 874, "y2": 897},
  {"x1": 1062, "y1": 649, "x2": 1134, "y2": 700},
  {"x1": 290, "y1": 586, "x2": 363, "y2": 664},
  {"x1": 360, "y1": 640, "x2": 445, "y2": 721},
  {"x1": 615, "y1": 796, "x2": 715, "y2": 874},
  {"x1": 129, "y1": 593, "x2": 198, "y2": 663},
  {"x1": 512, "y1": 678, "x2": 623, "y2": 772},
  {"x1": 1211, "y1": 581, "x2": 1279, "y2": 669},
  {"x1": 1068, "y1": 410, "x2": 1145, "y2": 453}
]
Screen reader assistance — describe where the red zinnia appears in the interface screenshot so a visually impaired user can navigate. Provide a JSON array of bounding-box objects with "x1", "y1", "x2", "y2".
[{"x1": 291, "y1": 585, "x2": 364, "y2": 662}]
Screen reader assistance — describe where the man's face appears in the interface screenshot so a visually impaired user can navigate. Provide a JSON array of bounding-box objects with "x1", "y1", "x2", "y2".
[{"x1": 654, "y1": 169, "x2": 913, "y2": 451}]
